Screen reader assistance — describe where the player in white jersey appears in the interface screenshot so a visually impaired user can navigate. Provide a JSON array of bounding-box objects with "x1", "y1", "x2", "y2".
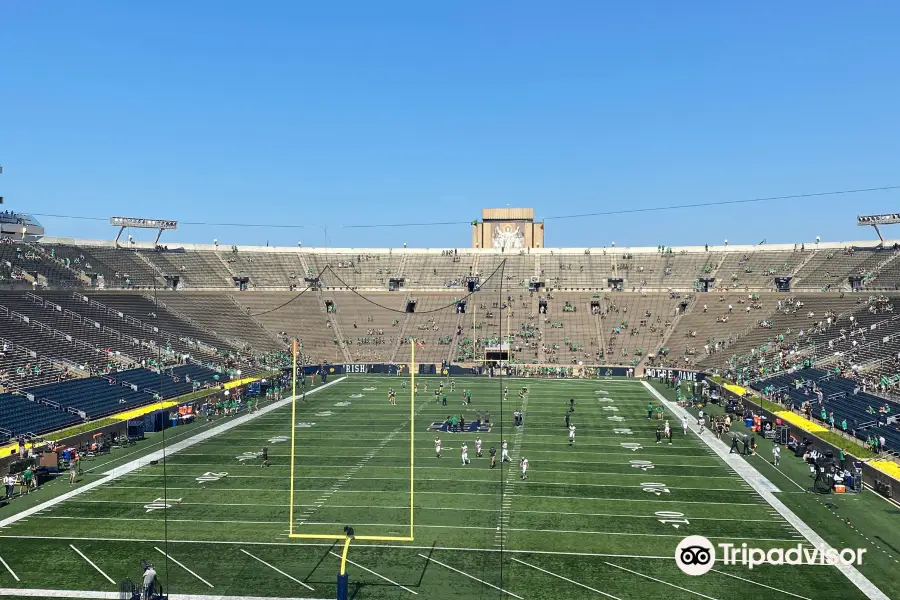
[
  {"x1": 681, "y1": 415, "x2": 689, "y2": 435},
  {"x1": 568, "y1": 424, "x2": 576, "y2": 445},
  {"x1": 461, "y1": 444, "x2": 470, "y2": 465},
  {"x1": 475, "y1": 438, "x2": 483, "y2": 457},
  {"x1": 663, "y1": 420, "x2": 671, "y2": 439},
  {"x1": 520, "y1": 457, "x2": 528, "y2": 480},
  {"x1": 501, "y1": 440, "x2": 510, "y2": 462},
  {"x1": 434, "y1": 438, "x2": 442, "y2": 458}
]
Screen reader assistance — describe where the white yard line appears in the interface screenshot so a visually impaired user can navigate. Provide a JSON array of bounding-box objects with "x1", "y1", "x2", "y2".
[
  {"x1": 642, "y1": 380, "x2": 891, "y2": 600},
  {"x1": 604, "y1": 562, "x2": 720, "y2": 600},
  {"x1": 65, "y1": 501, "x2": 775, "y2": 521},
  {"x1": 0, "y1": 378, "x2": 345, "y2": 530},
  {"x1": 0, "y1": 590, "x2": 332, "y2": 600},
  {"x1": 417, "y1": 554, "x2": 523, "y2": 599},
  {"x1": 239, "y1": 549, "x2": 314, "y2": 591},
  {"x1": 90, "y1": 485, "x2": 773, "y2": 505},
  {"x1": 511, "y1": 557, "x2": 621, "y2": 599},
  {"x1": 32, "y1": 516, "x2": 801, "y2": 541},
  {"x1": 328, "y1": 551, "x2": 417, "y2": 595},
  {"x1": 710, "y1": 568, "x2": 813, "y2": 600},
  {"x1": 7, "y1": 534, "x2": 815, "y2": 562},
  {"x1": 69, "y1": 545, "x2": 115, "y2": 586},
  {"x1": 0, "y1": 556, "x2": 19, "y2": 582},
  {"x1": 154, "y1": 547, "x2": 214, "y2": 588}
]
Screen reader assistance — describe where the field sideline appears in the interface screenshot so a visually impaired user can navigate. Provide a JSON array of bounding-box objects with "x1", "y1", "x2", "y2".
[{"x1": 0, "y1": 374, "x2": 891, "y2": 599}]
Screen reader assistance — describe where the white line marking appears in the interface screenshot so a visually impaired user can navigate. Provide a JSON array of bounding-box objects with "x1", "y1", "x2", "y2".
[
  {"x1": 512, "y1": 557, "x2": 620, "y2": 599},
  {"x1": 0, "y1": 555, "x2": 19, "y2": 582},
  {"x1": 417, "y1": 554, "x2": 523, "y2": 599},
  {"x1": 328, "y1": 551, "x2": 417, "y2": 595},
  {"x1": 710, "y1": 569, "x2": 813, "y2": 600},
  {"x1": 604, "y1": 562, "x2": 719, "y2": 600},
  {"x1": 642, "y1": 381, "x2": 890, "y2": 600},
  {"x1": 0, "y1": 378, "x2": 346, "y2": 530},
  {"x1": 239, "y1": 549, "x2": 313, "y2": 591},
  {"x1": 69, "y1": 545, "x2": 115, "y2": 586},
  {"x1": 0, "y1": 535, "x2": 817, "y2": 558},
  {"x1": 154, "y1": 547, "x2": 214, "y2": 588},
  {"x1": 0, "y1": 590, "x2": 333, "y2": 600}
]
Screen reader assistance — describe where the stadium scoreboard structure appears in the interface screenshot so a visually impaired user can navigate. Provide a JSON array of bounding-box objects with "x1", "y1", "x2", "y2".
[
  {"x1": 857, "y1": 212, "x2": 900, "y2": 243},
  {"x1": 110, "y1": 215, "x2": 178, "y2": 245}
]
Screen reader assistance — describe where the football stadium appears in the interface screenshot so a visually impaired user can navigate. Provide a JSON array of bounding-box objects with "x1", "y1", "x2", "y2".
[
  {"x1": 1, "y1": 205, "x2": 900, "y2": 600},
  {"x1": 3, "y1": 4, "x2": 900, "y2": 600}
]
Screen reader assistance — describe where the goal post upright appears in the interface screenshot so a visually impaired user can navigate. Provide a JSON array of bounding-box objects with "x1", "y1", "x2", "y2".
[
  {"x1": 288, "y1": 338, "x2": 298, "y2": 536},
  {"x1": 409, "y1": 338, "x2": 415, "y2": 540}
]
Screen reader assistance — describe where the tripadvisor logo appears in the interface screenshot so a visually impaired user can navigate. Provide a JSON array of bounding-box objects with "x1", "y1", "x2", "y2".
[{"x1": 675, "y1": 535, "x2": 866, "y2": 576}]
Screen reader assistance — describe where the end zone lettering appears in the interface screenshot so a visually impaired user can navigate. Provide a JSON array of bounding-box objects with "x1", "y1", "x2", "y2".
[
  {"x1": 344, "y1": 364, "x2": 370, "y2": 374},
  {"x1": 646, "y1": 368, "x2": 699, "y2": 382}
]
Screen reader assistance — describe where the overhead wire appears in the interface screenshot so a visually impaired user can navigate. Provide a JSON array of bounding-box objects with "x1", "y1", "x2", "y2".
[
  {"x1": 27, "y1": 184, "x2": 900, "y2": 232},
  {"x1": 323, "y1": 258, "x2": 509, "y2": 315}
]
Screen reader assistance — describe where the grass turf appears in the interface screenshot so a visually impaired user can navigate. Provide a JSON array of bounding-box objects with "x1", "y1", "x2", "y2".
[{"x1": 0, "y1": 375, "x2": 891, "y2": 599}]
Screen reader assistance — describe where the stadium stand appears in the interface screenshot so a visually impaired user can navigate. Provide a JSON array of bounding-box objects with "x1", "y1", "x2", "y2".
[
  {"x1": 229, "y1": 292, "x2": 345, "y2": 365},
  {"x1": 10, "y1": 229, "x2": 900, "y2": 446},
  {"x1": 750, "y1": 368, "x2": 900, "y2": 452},
  {"x1": 0, "y1": 393, "x2": 81, "y2": 439},
  {"x1": 153, "y1": 292, "x2": 284, "y2": 353}
]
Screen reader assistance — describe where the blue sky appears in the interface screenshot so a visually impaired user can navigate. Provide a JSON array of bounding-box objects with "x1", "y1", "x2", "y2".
[{"x1": 1, "y1": 1, "x2": 899, "y2": 248}]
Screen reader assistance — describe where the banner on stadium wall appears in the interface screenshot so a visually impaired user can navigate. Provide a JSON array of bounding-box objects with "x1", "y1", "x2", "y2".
[
  {"x1": 642, "y1": 368, "x2": 706, "y2": 382},
  {"x1": 291, "y1": 364, "x2": 702, "y2": 379}
]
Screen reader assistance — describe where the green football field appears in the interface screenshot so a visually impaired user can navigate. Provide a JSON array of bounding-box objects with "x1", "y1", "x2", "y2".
[{"x1": 0, "y1": 374, "x2": 893, "y2": 599}]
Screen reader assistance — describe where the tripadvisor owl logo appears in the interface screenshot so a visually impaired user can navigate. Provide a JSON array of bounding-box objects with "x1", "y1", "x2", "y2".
[{"x1": 675, "y1": 535, "x2": 715, "y2": 576}]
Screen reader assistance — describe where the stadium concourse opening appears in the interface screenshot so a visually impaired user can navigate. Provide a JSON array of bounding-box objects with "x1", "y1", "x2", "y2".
[{"x1": 0, "y1": 209, "x2": 898, "y2": 599}]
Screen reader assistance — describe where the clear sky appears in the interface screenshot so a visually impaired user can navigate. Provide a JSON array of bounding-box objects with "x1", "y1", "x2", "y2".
[{"x1": 2, "y1": 1, "x2": 899, "y2": 249}]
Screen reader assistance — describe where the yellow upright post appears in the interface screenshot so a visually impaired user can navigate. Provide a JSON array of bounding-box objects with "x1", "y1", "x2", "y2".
[
  {"x1": 288, "y1": 338, "x2": 298, "y2": 535},
  {"x1": 409, "y1": 339, "x2": 415, "y2": 539},
  {"x1": 339, "y1": 536, "x2": 353, "y2": 576},
  {"x1": 506, "y1": 301, "x2": 511, "y2": 366},
  {"x1": 472, "y1": 295, "x2": 477, "y2": 362}
]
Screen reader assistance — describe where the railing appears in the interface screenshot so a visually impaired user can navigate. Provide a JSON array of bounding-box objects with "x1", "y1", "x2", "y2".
[{"x1": 102, "y1": 325, "x2": 121, "y2": 340}]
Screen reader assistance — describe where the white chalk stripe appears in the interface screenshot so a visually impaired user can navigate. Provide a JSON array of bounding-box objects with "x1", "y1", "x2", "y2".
[
  {"x1": 0, "y1": 555, "x2": 19, "y2": 582},
  {"x1": 154, "y1": 547, "x2": 213, "y2": 588},
  {"x1": 239, "y1": 549, "x2": 313, "y2": 591},
  {"x1": 511, "y1": 557, "x2": 621, "y2": 599},
  {"x1": 417, "y1": 554, "x2": 522, "y2": 599},
  {"x1": 710, "y1": 569, "x2": 812, "y2": 600},
  {"x1": 69, "y1": 545, "x2": 115, "y2": 586},
  {"x1": 0, "y1": 590, "x2": 333, "y2": 600},
  {"x1": 605, "y1": 562, "x2": 719, "y2": 600},
  {"x1": 328, "y1": 552, "x2": 417, "y2": 595}
]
